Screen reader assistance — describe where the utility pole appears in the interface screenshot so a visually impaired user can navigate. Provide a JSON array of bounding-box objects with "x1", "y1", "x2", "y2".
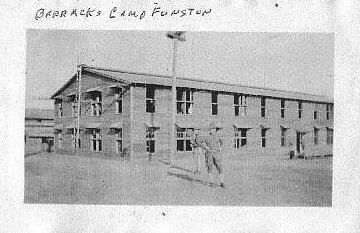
[
  {"x1": 166, "y1": 31, "x2": 186, "y2": 165},
  {"x1": 76, "y1": 64, "x2": 82, "y2": 155}
]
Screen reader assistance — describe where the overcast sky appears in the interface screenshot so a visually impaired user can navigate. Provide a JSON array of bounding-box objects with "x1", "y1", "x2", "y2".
[{"x1": 26, "y1": 30, "x2": 334, "y2": 109}]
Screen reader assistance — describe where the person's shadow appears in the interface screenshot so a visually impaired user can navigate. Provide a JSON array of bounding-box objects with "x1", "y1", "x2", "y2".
[
  {"x1": 167, "y1": 171, "x2": 213, "y2": 187},
  {"x1": 170, "y1": 164, "x2": 194, "y2": 173}
]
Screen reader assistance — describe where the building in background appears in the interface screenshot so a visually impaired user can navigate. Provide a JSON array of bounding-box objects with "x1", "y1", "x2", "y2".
[
  {"x1": 25, "y1": 109, "x2": 54, "y2": 155},
  {"x1": 50, "y1": 66, "x2": 334, "y2": 160}
]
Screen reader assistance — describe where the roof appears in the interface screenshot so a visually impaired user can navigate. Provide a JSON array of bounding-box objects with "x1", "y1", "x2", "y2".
[
  {"x1": 25, "y1": 109, "x2": 54, "y2": 120},
  {"x1": 25, "y1": 127, "x2": 54, "y2": 138},
  {"x1": 51, "y1": 65, "x2": 334, "y2": 103}
]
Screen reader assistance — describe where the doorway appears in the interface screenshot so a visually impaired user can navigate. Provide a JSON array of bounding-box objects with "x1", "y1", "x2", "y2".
[
  {"x1": 42, "y1": 138, "x2": 54, "y2": 153},
  {"x1": 296, "y1": 132, "x2": 306, "y2": 154}
]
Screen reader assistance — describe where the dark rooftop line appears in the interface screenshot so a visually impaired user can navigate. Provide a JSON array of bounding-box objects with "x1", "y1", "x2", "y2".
[{"x1": 82, "y1": 65, "x2": 332, "y2": 100}]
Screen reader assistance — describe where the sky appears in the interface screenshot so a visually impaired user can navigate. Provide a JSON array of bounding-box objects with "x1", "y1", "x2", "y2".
[{"x1": 26, "y1": 30, "x2": 334, "y2": 109}]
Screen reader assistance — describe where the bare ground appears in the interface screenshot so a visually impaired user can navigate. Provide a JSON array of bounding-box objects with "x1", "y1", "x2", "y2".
[{"x1": 24, "y1": 152, "x2": 332, "y2": 206}]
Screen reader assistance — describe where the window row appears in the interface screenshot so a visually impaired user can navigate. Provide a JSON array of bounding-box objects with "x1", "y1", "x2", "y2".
[
  {"x1": 55, "y1": 87, "x2": 333, "y2": 121},
  {"x1": 150, "y1": 88, "x2": 333, "y2": 120},
  {"x1": 57, "y1": 127, "x2": 333, "y2": 154},
  {"x1": 234, "y1": 127, "x2": 333, "y2": 149},
  {"x1": 55, "y1": 87, "x2": 123, "y2": 117},
  {"x1": 57, "y1": 128, "x2": 123, "y2": 153}
]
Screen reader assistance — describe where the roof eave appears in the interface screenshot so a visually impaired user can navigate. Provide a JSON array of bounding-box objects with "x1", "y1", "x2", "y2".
[{"x1": 50, "y1": 74, "x2": 77, "y2": 99}]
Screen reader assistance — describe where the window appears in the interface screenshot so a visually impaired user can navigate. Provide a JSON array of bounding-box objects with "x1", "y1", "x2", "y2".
[
  {"x1": 115, "y1": 87, "x2": 123, "y2": 114},
  {"x1": 116, "y1": 128, "x2": 123, "y2": 153},
  {"x1": 90, "y1": 91, "x2": 102, "y2": 116},
  {"x1": 234, "y1": 128, "x2": 247, "y2": 148},
  {"x1": 68, "y1": 94, "x2": 78, "y2": 103},
  {"x1": 71, "y1": 128, "x2": 81, "y2": 149},
  {"x1": 177, "y1": 89, "x2": 193, "y2": 115},
  {"x1": 298, "y1": 101, "x2": 303, "y2": 118},
  {"x1": 314, "y1": 103, "x2": 318, "y2": 120},
  {"x1": 146, "y1": 128, "x2": 155, "y2": 153},
  {"x1": 234, "y1": 94, "x2": 247, "y2": 117},
  {"x1": 326, "y1": 104, "x2": 333, "y2": 120},
  {"x1": 68, "y1": 94, "x2": 79, "y2": 117},
  {"x1": 146, "y1": 86, "x2": 156, "y2": 113},
  {"x1": 261, "y1": 128, "x2": 267, "y2": 147},
  {"x1": 326, "y1": 128, "x2": 333, "y2": 144},
  {"x1": 177, "y1": 128, "x2": 193, "y2": 151},
  {"x1": 72, "y1": 104, "x2": 78, "y2": 117},
  {"x1": 91, "y1": 129, "x2": 102, "y2": 151},
  {"x1": 281, "y1": 99, "x2": 285, "y2": 118},
  {"x1": 55, "y1": 99, "x2": 63, "y2": 117},
  {"x1": 281, "y1": 127, "x2": 287, "y2": 147},
  {"x1": 211, "y1": 92, "x2": 218, "y2": 115},
  {"x1": 261, "y1": 97, "x2": 266, "y2": 118},
  {"x1": 314, "y1": 128, "x2": 319, "y2": 145}
]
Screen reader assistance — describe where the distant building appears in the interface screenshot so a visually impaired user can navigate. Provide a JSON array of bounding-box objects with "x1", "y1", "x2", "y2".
[
  {"x1": 25, "y1": 109, "x2": 54, "y2": 155},
  {"x1": 50, "y1": 65, "x2": 334, "y2": 159}
]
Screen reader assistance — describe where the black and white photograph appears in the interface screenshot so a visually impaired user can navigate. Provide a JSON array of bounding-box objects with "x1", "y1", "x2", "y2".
[{"x1": 24, "y1": 30, "x2": 334, "y2": 206}]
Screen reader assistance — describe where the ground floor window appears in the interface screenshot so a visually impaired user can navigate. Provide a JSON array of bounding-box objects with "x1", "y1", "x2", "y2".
[
  {"x1": 261, "y1": 128, "x2": 267, "y2": 147},
  {"x1": 314, "y1": 128, "x2": 319, "y2": 145},
  {"x1": 177, "y1": 128, "x2": 193, "y2": 151},
  {"x1": 281, "y1": 127, "x2": 287, "y2": 147},
  {"x1": 91, "y1": 129, "x2": 102, "y2": 151},
  {"x1": 326, "y1": 128, "x2": 333, "y2": 144},
  {"x1": 234, "y1": 128, "x2": 247, "y2": 148},
  {"x1": 146, "y1": 128, "x2": 155, "y2": 153},
  {"x1": 71, "y1": 129, "x2": 81, "y2": 149},
  {"x1": 116, "y1": 128, "x2": 123, "y2": 153}
]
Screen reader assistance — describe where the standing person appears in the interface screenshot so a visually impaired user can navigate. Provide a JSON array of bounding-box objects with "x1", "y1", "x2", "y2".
[
  {"x1": 200, "y1": 122, "x2": 225, "y2": 188},
  {"x1": 191, "y1": 128, "x2": 204, "y2": 174},
  {"x1": 288, "y1": 141, "x2": 296, "y2": 159}
]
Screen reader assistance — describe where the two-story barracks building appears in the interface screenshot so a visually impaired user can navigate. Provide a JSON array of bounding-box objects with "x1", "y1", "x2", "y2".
[{"x1": 50, "y1": 65, "x2": 334, "y2": 159}]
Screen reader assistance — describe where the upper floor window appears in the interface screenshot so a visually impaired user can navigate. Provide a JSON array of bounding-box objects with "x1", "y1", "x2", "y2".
[
  {"x1": 68, "y1": 94, "x2": 78, "y2": 103},
  {"x1": 55, "y1": 99, "x2": 63, "y2": 117},
  {"x1": 326, "y1": 104, "x2": 333, "y2": 120},
  {"x1": 298, "y1": 101, "x2": 303, "y2": 119},
  {"x1": 326, "y1": 128, "x2": 333, "y2": 144},
  {"x1": 261, "y1": 97, "x2": 266, "y2": 118},
  {"x1": 280, "y1": 99, "x2": 285, "y2": 118},
  {"x1": 177, "y1": 88, "x2": 193, "y2": 115},
  {"x1": 234, "y1": 94, "x2": 247, "y2": 117},
  {"x1": 146, "y1": 86, "x2": 156, "y2": 113},
  {"x1": 68, "y1": 94, "x2": 79, "y2": 117},
  {"x1": 89, "y1": 91, "x2": 102, "y2": 116},
  {"x1": 314, "y1": 103, "x2": 319, "y2": 120},
  {"x1": 234, "y1": 128, "x2": 247, "y2": 148},
  {"x1": 177, "y1": 128, "x2": 193, "y2": 151},
  {"x1": 114, "y1": 87, "x2": 123, "y2": 114},
  {"x1": 211, "y1": 92, "x2": 218, "y2": 115}
]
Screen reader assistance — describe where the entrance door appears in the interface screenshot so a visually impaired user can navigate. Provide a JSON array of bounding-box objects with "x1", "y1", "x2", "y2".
[{"x1": 296, "y1": 132, "x2": 306, "y2": 154}]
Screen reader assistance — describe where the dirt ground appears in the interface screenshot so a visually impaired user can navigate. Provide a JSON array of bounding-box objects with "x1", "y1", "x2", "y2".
[{"x1": 24, "y1": 152, "x2": 332, "y2": 206}]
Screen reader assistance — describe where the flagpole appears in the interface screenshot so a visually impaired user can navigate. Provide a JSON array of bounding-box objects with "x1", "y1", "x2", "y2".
[
  {"x1": 166, "y1": 31, "x2": 185, "y2": 166},
  {"x1": 170, "y1": 39, "x2": 178, "y2": 165}
]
